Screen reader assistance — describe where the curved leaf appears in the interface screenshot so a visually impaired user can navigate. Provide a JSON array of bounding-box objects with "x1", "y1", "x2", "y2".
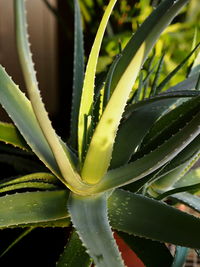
[
  {"x1": 57, "y1": 230, "x2": 92, "y2": 267},
  {"x1": 140, "y1": 94, "x2": 200, "y2": 152},
  {"x1": 15, "y1": 0, "x2": 86, "y2": 192},
  {"x1": 0, "y1": 190, "x2": 69, "y2": 228},
  {"x1": 68, "y1": 192, "x2": 124, "y2": 267},
  {"x1": 140, "y1": 96, "x2": 200, "y2": 190},
  {"x1": 125, "y1": 89, "x2": 200, "y2": 113},
  {"x1": 0, "y1": 122, "x2": 29, "y2": 151},
  {"x1": 110, "y1": 92, "x2": 198, "y2": 169},
  {"x1": 82, "y1": 0, "x2": 189, "y2": 184},
  {"x1": 0, "y1": 67, "x2": 92, "y2": 195},
  {"x1": 108, "y1": 189, "x2": 200, "y2": 248},
  {"x1": 175, "y1": 168, "x2": 200, "y2": 188},
  {"x1": 156, "y1": 42, "x2": 200, "y2": 93},
  {"x1": 17, "y1": 218, "x2": 70, "y2": 229},
  {"x1": 0, "y1": 172, "x2": 60, "y2": 194},
  {"x1": 156, "y1": 183, "x2": 200, "y2": 200},
  {"x1": 147, "y1": 134, "x2": 200, "y2": 190},
  {"x1": 78, "y1": 0, "x2": 117, "y2": 160},
  {"x1": 167, "y1": 72, "x2": 200, "y2": 92},
  {"x1": 0, "y1": 181, "x2": 58, "y2": 194},
  {"x1": 153, "y1": 166, "x2": 200, "y2": 198},
  {"x1": 1, "y1": 189, "x2": 200, "y2": 251},
  {"x1": 195, "y1": 73, "x2": 200, "y2": 90},
  {"x1": 0, "y1": 227, "x2": 34, "y2": 258},
  {"x1": 110, "y1": 0, "x2": 188, "y2": 92},
  {"x1": 0, "y1": 172, "x2": 58, "y2": 186},
  {"x1": 189, "y1": 50, "x2": 200, "y2": 77},
  {"x1": 171, "y1": 192, "x2": 200, "y2": 213},
  {"x1": 95, "y1": 110, "x2": 200, "y2": 193},
  {"x1": 0, "y1": 66, "x2": 59, "y2": 175}
]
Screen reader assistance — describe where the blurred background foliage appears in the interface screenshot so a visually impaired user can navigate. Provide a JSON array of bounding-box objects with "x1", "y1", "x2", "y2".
[
  {"x1": 42, "y1": 0, "x2": 200, "y2": 135},
  {"x1": 77, "y1": 0, "x2": 200, "y2": 91}
]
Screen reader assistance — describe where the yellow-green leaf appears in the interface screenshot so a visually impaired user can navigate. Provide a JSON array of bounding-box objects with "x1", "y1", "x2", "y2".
[
  {"x1": 0, "y1": 122, "x2": 29, "y2": 151},
  {"x1": 82, "y1": 0, "x2": 189, "y2": 184},
  {"x1": 15, "y1": 0, "x2": 87, "y2": 193},
  {"x1": 78, "y1": 0, "x2": 117, "y2": 160}
]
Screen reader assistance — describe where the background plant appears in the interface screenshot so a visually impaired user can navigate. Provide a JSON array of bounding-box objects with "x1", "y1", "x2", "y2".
[
  {"x1": 0, "y1": 0, "x2": 200, "y2": 266},
  {"x1": 46, "y1": 0, "x2": 200, "y2": 110}
]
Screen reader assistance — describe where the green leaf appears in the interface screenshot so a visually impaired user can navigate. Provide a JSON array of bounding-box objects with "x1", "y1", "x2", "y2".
[
  {"x1": 140, "y1": 95, "x2": 200, "y2": 191},
  {"x1": 167, "y1": 72, "x2": 200, "y2": 92},
  {"x1": 0, "y1": 172, "x2": 60, "y2": 194},
  {"x1": 126, "y1": 89, "x2": 200, "y2": 112},
  {"x1": 0, "y1": 172, "x2": 58, "y2": 186},
  {"x1": 0, "y1": 190, "x2": 69, "y2": 228},
  {"x1": 134, "y1": 72, "x2": 144, "y2": 102},
  {"x1": 15, "y1": 0, "x2": 84, "y2": 192},
  {"x1": 156, "y1": 42, "x2": 200, "y2": 93},
  {"x1": 0, "y1": 66, "x2": 59, "y2": 175},
  {"x1": 57, "y1": 230, "x2": 92, "y2": 267},
  {"x1": 102, "y1": 54, "x2": 122, "y2": 111},
  {"x1": 1, "y1": 189, "x2": 200, "y2": 251},
  {"x1": 108, "y1": 189, "x2": 200, "y2": 248},
  {"x1": 82, "y1": 0, "x2": 189, "y2": 184},
  {"x1": 110, "y1": 98, "x2": 172, "y2": 169},
  {"x1": 70, "y1": 0, "x2": 85, "y2": 149},
  {"x1": 0, "y1": 67, "x2": 93, "y2": 195},
  {"x1": 150, "y1": 150, "x2": 200, "y2": 193},
  {"x1": 175, "y1": 168, "x2": 200, "y2": 188},
  {"x1": 156, "y1": 183, "x2": 200, "y2": 200},
  {"x1": 138, "y1": 49, "x2": 156, "y2": 100},
  {"x1": 189, "y1": 50, "x2": 200, "y2": 77},
  {"x1": 171, "y1": 246, "x2": 188, "y2": 267},
  {"x1": 110, "y1": 91, "x2": 198, "y2": 169},
  {"x1": 131, "y1": 96, "x2": 200, "y2": 191},
  {"x1": 151, "y1": 51, "x2": 165, "y2": 95},
  {"x1": 154, "y1": 167, "x2": 200, "y2": 199},
  {"x1": 118, "y1": 232, "x2": 173, "y2": 267},
  {"x1": 78, "y1": 0, "x2": 117, "y2": 160},
  {"x1": 95, "y1": 108, "x2": 200, "y2": 193},
  {"x1": 117, "y1": 132, "x2": 200, "y2": 194},
  {"x1": 148, "y1": 134, "x2": 200, "y2": 189},
  {"x1": 110, "y1": 0, "x2": 188, "y2": 92},
  {"x1": 0, "y1": 181, "x2": 58, "y2": 194},
  {"x1": 0, "y1": 227, "x2": 34, "y2": 258},
  {"x1": 0, "y1": 122, "x2": 29, "y2": 151},
  {"x1": 140, "y1": 94, "x2": 200, "y2": 154},
  {"x1": 195, "y1": 73, "x2": 200, "y2": 90},
  {"x1": 17, "y1": 218, "x2": 71, "y2": 229},
  {"x1": 68, "y1": 192, "x2": 124, "y2": 267},
  {"x1": 171, "y1": 192, "x2": 200, "y2": 213}
]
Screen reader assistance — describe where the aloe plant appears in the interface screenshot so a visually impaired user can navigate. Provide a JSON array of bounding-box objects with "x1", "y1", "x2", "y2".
[{"x1": 0, "y1": 0, "x2": 200, "y2": 266}]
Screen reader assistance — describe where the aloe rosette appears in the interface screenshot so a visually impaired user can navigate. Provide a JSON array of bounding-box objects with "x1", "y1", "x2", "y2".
[{"x1": 0, "y1": 0, "x2": 200, "y2": 266}]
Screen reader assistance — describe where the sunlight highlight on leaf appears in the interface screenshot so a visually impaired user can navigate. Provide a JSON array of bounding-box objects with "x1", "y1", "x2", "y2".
[{"x1": 78, "y1": 0, "x2": 117, "y2": 161}]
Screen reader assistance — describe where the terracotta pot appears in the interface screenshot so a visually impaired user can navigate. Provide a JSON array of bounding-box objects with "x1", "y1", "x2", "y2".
[{"x1": 114, "y1": 233, "x2": 145, "y2": 267}]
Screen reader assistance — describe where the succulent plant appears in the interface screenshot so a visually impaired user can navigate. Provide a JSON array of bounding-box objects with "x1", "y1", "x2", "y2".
[{"x1": 0, "y1": 0, "x2": 200, "y2": 266}]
